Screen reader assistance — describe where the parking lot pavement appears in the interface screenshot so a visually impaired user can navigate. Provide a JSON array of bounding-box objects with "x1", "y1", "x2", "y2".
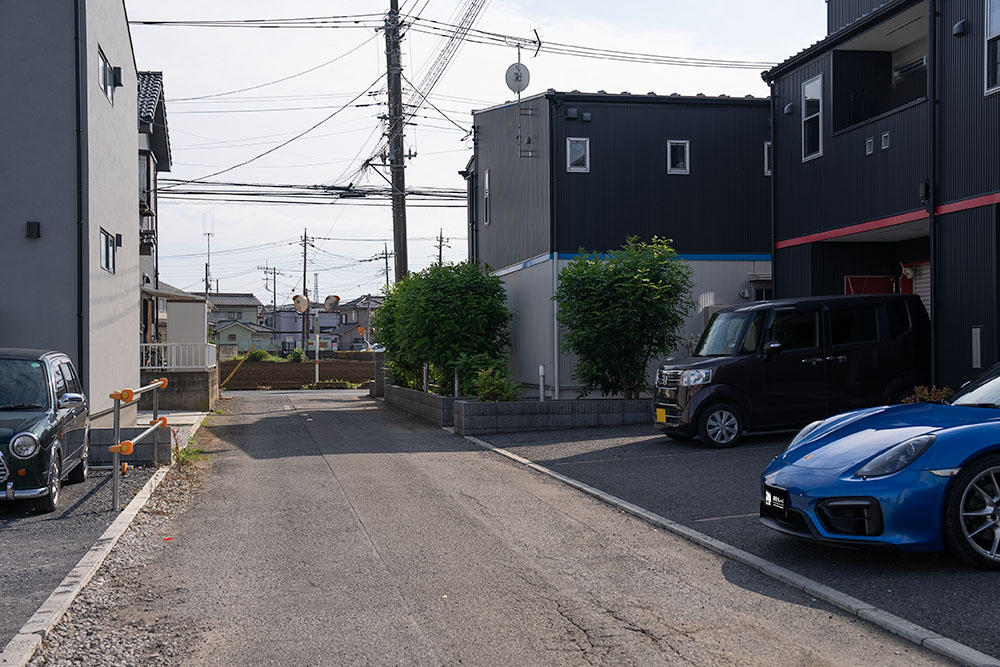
[
  {"x1": 482, "y1": 425, "x2": 1000, "y2": 660},
  {"x1": 0, "y1": 466, "x2": 155, "y2": 650}
]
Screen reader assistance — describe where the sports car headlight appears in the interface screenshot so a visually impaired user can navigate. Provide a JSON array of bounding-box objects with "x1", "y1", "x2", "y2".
[
  {"x1": 787, "y1": 420, "x2": 824, "y2": 450},
  {"x1": 10, "y1": 433, "x2": 40, "y2": 459},
  {"x1": 855, "y1": 434, "x2": 935, "y2": 479},
  {"x1": 680, "y1": 369, "x2": 712, "y2": 386}
]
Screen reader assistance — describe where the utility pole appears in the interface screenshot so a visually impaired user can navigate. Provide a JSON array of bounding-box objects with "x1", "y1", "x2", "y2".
[
  {"x1": 384, "y1": 0, "x2": 408, "y2": 282},
  {"x1": 384, "y1": 243, "x2": 390, "y2": 289},
  {"x1": 434, "y1": 228, "x2": 450, "y2": 265},
  {"x1": 257, "y1": 264, "x2": 279, "y2": 326},
  {"x1": 301, "y1": 229, "x2": 309, "y2": 351},
  {"x1": 203, "y1": 215, "x2": 214, "y2": 294}
]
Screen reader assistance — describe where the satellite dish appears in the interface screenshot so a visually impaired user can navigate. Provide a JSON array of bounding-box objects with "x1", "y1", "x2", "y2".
[
  {"x1": 505, "y1": 62, "x2": 530, "y2": 94},
  {"x1": 324, "y1": 295, "x2": 341, "y2": 312},
  {"x1": 292, "y1": 294, "x2": 310, "y2": 314}
]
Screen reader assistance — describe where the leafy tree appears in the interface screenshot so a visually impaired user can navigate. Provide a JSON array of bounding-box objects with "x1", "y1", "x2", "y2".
[
  {"x1": 554, "y1": 236, "x2": 694, "y2": 399},
  {"x1": 373, "y1": 262, "x2": 512, "y2": 393}
]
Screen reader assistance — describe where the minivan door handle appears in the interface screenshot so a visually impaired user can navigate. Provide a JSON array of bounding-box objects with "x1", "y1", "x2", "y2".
[
  {"x1": 825, "y1": 355, "x2": 847, "y2": 364},
  {"x1": 801, "y1": 357, "x2": 824, "y2": 366}
]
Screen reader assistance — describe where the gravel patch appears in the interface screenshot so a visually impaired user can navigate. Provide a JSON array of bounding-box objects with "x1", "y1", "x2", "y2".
[{"x1": 27, "y1": 446, "x2": 210, "y2": 665}]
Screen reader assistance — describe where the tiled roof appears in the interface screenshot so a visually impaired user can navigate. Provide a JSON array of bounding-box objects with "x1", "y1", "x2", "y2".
[
  {"x1": 194, "y1": 292, "x2": 264, "y2": 308},
  {"x1": 137, "y1": 72, "x2": 163, "y2": 124},
  {"x1": 143, "y1": 280, "x2": 205, "y2": 302},
  {"x1": 213, "y1": 319, "x2": 273, "y2": 334}
]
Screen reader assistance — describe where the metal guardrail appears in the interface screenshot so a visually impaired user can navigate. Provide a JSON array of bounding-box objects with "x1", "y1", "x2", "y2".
[
  {"x1": 141, "y1": 343, "x2": 217, "y2": 370},
  {"x1": 104, "y1": 378, "x2": 168, "y2": 510}
]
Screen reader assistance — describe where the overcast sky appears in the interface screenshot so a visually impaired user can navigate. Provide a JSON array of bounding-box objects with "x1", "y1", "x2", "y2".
[{"x1": 126, "y1": 0, "x2": 827, "y2": 305}]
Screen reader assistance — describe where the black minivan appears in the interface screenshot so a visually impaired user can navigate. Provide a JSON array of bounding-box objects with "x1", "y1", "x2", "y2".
[{"x1": 653, "y1": 294, "x2": 929, "y2": 447}]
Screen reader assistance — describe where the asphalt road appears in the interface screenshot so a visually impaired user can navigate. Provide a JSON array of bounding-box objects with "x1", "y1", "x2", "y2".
[
  {"x1": 103, "y1": 390, "x2": 946, "y2": 665},
  {"x1": 482, "y1": 425, "x2": 1000, "y2": 659},
  {"x1": 0, "y1": 465, "x2": 154, "y2": 648}
]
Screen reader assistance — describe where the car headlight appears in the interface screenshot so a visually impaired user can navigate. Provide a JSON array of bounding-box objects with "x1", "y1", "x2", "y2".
[
  {"x1": 10, "y1": 433, "x2": 40, "y2": 459},
  {"x1": 787, "y1": 419, "x2": 824, "y2": 450},
  {"x1": 680, "y1": 369, "x2": 712, "y2": 386},
  {"x1": 855, "y1": 434, "x2": 935, "y2": 479}
]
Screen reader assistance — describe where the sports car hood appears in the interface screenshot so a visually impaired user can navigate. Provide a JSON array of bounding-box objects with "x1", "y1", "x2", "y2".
[{"x1": 780, "y1": 403, "x2": 1000, "y2": 470}]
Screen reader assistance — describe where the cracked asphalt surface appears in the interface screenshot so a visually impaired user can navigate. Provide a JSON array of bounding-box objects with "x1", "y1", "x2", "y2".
[
  {"x1": 482, "y1": 424, "x2": 1000, "y2": 660},
  {"x1": 43, "y1": 390, "x2": 948, "y2": 665}
]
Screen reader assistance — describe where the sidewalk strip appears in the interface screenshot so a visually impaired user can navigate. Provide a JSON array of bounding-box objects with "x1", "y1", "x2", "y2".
[
  {"x1": 462, "y1": 433, "x2": 1000, "y2": 667},
  {"x1": 0, "y1": 467, "x2": 171, "y2": 667}
]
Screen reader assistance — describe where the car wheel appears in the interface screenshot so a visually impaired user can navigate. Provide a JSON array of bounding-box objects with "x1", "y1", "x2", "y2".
[
  {"x1": 35, "y1": 454, "x2": 61, "y2": 514},
  {"x1": 943, "y1": 453, "x2": 1000, "y2": 570},
  {"x1": 67, "y1": 443, "x2": 88, "y2": 484},
  {"x1": 664, "y1": 431, "x2": 695, "y2": 441},
  {"x1": 697, "y1": 402, "x2": 744, "y2": 448}
]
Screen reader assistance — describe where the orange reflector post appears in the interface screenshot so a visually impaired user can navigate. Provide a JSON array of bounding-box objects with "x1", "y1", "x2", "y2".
[
  {"x1": 109, "y1": 391, "x2": 122, "y2": 400},
  {"x1": 120, "y1": 389, "x2": 134, "y2": 403},
  {"x1": 158, "y1": 377, "x2": 169, "y2": 388}
]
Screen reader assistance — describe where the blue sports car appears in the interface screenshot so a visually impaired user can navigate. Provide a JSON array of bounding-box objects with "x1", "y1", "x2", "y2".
[{"x1": 761, "y1": 365, "x2": 1000, "y2": 569}]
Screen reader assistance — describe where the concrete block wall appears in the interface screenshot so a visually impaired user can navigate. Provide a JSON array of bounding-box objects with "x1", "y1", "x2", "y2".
[
  {"x1": 384, "y1": 385, "x2": 464, "y2": 427},
  {"x1": 90, "y1": 426, "x2": 172, "y2": 466},
  {"x1": 138, "y1": 368, "x2": 219, "y2": 411},
  {"x1": 454, "y1": 399, "x2": 651, "y2": 436}
]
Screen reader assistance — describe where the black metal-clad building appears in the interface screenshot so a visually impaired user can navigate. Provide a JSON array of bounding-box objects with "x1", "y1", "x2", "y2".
[
  {"x1": 464, "y1": 91, "x2": 772, "y2": 397},
  {"x1": 764, "y1": 0, "x2": 1000, "y2": 388}
]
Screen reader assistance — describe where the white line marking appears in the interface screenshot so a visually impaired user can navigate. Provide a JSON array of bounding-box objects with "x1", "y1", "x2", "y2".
[
  {"x1": 693, "y1": 512, "x2": 760, "y2": 523},
  {"x1": 459, "y1": 431, "x2": 1000, "y2": 667}
]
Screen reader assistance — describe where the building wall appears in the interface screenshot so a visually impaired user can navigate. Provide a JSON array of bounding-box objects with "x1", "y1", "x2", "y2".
[
  {"x1": 472, "y1": 95, "x2": 552, "y2": 272},
  {"x1": 550, "y1": 96, "x2": 771, "y2": 255},
  {"x1": 85, "y1": 0, "x2": 140, "y2": 422},
  {"x1": 210, "y1": 306, "x2": 258, "y2": 323},
  {"x1": 0, "y1": 0, "x2": 81, "y2": 366},
  {"x1": 167, "y1": 301, "x2": 208, "y2": 344}
]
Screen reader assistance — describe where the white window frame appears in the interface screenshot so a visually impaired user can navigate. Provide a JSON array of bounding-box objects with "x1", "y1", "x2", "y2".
[
  {"x1": 483, "y1": 169, "x2": 490, "y2": 225},
  {"x1": 566, "y1": 137, "x2": 590, "y2": 173},
  {"x1": 667, "y1": 140, "x2": 690, "y2": 175},
  {"x1": 763, "y1": 141, "x2": 772, "y2": 176},
  {"x1": 100, "y1": 228, "x2": 115, "y2": 274},
  {"x1": 98, "y1": 48, "x2": 114, "y2": 103},
  {"x1": 987, "y1": 0, "x2": 1000, "y2": 94},
  {"x1": 802, "y1": 74, "x2": 823, "y2": 162}
]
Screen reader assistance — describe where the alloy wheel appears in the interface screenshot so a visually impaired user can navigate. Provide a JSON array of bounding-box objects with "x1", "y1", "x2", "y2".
[
  {"x1": 959, "y1": 465, "x2": 1000, "y2": 562},
  {"x1": 49, "y1": 457, "x2": 60, "y2": 507},
  {"x1": 706, "y1": 409, "x2": 739, "y2": 444}
]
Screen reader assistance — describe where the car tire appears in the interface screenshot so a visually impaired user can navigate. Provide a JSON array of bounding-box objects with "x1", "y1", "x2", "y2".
[
  {"x1": 890, "y1": 386, "x2": 915, "y2": 404},
  {"x1": 697, "y1": 402, "x2": 744, "y2": 448},
  {"x1": 943, "y1": 453, "x2": 1000, "y2": 570},
  {"x1": 664, "y1": 431, "x2": 695, "y2": 441},
  {"x1": 67, "y1": 443, "x2": 88, "y2": 484},
  {"x1": 35, "y1": 454, "x2": 61, "y2": 514}
]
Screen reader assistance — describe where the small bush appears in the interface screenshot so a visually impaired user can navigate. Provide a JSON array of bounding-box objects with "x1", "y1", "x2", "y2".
[
  {"x1": 245, "y1": 349, "x2": 282, "y2": 363},
  {"x1": 901, "y1": 385, "x2": 954, "y2": 404},
  {"x1": 287, "y1": 348, "x2": 307, "y2": 363},
  {"x1": 474, "y1": 366, "x2": 520, "y2": 402}
]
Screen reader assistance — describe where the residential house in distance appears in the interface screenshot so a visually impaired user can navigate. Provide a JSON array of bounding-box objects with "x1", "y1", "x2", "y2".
[
  {"x1": 465, "y1": 90, "x2": 772, "y2": 397},
  {"x1": 763, "y1": 0, "x2": 1000, "y2": 387},
  {"x1": 137, "y1": 71, "x2": 172, "y2": 343},
  {"x1": 0, "y1": 0, "x2": 141, "y2": 424},
  {"x1": 265, "y1": 294, "x2": 383, "y2": 353},
  {"x1": 195, "y1": 292, "x2": 271, "y2": 354},
  {"x1": 332, "y1": 295, "x2": 384, "y2": 351}
]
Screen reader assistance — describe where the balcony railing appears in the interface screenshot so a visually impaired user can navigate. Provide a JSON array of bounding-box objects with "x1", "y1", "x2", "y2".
[{"x1": 141, "y1": 343, "x2": 217, "y2": 370}]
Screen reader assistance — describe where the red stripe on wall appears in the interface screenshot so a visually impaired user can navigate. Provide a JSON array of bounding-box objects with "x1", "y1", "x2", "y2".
[
  {"x1": 775, "y1": 189, "x2": 1000, "y2": 250},
  {"x1": 775, "y1": 210, "x2": 929, "y2": 249}
]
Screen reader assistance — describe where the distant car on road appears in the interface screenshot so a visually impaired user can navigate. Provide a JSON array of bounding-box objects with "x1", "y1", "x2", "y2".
[
  {"x1": 0, "y1": 349, "x2": 89, "y2": 512},
  {"x1": 653, "y1": 294, "x2": 929, "y2": 447},
  {"x1": 761, "y1": 363, "x2": 1000, "y2": 569}
]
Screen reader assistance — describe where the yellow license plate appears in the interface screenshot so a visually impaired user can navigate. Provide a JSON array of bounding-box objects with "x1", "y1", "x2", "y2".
[{"x1": 655, "y1": 408, "x2": 666, "y2": 423}]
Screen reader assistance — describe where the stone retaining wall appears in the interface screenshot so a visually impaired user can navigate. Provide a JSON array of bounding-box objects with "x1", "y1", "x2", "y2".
[
  {"x1": 454, "y1": 399, "x2": 651, "y2": 436},
  {"x1": 90, "y1": 426, "x2": 173, "y2": 466},
  {"x1": 384, "y1": 385, "x2": 468, "y2": 427}
]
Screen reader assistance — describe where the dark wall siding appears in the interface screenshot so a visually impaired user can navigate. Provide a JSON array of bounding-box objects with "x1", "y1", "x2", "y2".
[
  {"x1": 936, "y1": 0, "x2": 1000, "y2": 206},
  {"x1": 935, "y1": 206, "x2": 999, "y2": 387},
  {"x1": 473, "y1": 96, "x2": 551, "y2": 271},
  {"x1": 772, "y1": 54, "x2": 930, "y2": 243},
  {"x1": 775, "y1": 245, "x2": 813, "y2": 297},
  {"x1": 827, "y1": 0, "x2": 894, "y2": 34},
  {"x1": 811, "y1": 242, "x2": 899, "y2": 294},
  {"x1": 549, "y1": 97, "x2": 771, "y2": 255}
]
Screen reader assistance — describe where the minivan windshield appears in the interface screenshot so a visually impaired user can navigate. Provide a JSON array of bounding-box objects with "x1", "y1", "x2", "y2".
[
  {"x1": 0, "y1": 359, "x2": 50, "y2": 410},
  {"x1": 695, "y1": 312, "x2": 757, "y2": 357}
]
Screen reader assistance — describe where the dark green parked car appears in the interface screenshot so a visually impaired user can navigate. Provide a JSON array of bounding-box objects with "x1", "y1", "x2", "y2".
[{"x1": 0, "y1": 349, "x2": 90, "y2": 512}]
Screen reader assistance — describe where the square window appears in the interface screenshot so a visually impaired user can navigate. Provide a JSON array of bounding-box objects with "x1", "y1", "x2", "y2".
[
  {"x1": 100, "y1": 229, "x2": 115, "y2": 274},
  {"x1": 566, "y1": 138, "x2": 590, "y2": 173},
  {"x1": 667, "y1": 140, "x2": 690, "y2": 174},
  {"x1": 228, "y1": 334, "x2": 237, "y2": 342},
  {"x1": 802, "y1": 75, "x2": 823, "y2": 161}
]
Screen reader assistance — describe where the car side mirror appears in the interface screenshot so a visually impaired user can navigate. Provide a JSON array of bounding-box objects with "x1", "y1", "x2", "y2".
[
  {"x1": 58, "y1": 393, "x2": 86, "y2": 409},
  {"x1": 763, "y1": 341, "x2": 782, "y2": 357}
]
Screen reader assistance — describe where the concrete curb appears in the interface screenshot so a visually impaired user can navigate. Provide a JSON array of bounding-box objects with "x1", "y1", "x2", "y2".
[
  {"x1": 462, "y1": 433, "x2": 1000, "y2": 667},
  {"x1": 0, "y1": 466, "x2": 171, "y2": 667}
]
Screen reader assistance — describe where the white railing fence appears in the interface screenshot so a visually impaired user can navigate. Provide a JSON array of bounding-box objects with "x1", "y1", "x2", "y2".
[{"x1": 141, "y1": 343, "x2": 217, "y2": 370}]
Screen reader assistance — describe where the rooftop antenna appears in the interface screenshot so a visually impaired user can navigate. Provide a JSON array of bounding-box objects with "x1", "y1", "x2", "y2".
[{"x1": 506, "y1": 47, "x2": 532, "y2": 159}]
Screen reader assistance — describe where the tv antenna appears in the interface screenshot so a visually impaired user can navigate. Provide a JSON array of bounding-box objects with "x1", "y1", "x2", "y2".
[{"x1": 506, "y1": 47, "x2": 532, "y2": 159}]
